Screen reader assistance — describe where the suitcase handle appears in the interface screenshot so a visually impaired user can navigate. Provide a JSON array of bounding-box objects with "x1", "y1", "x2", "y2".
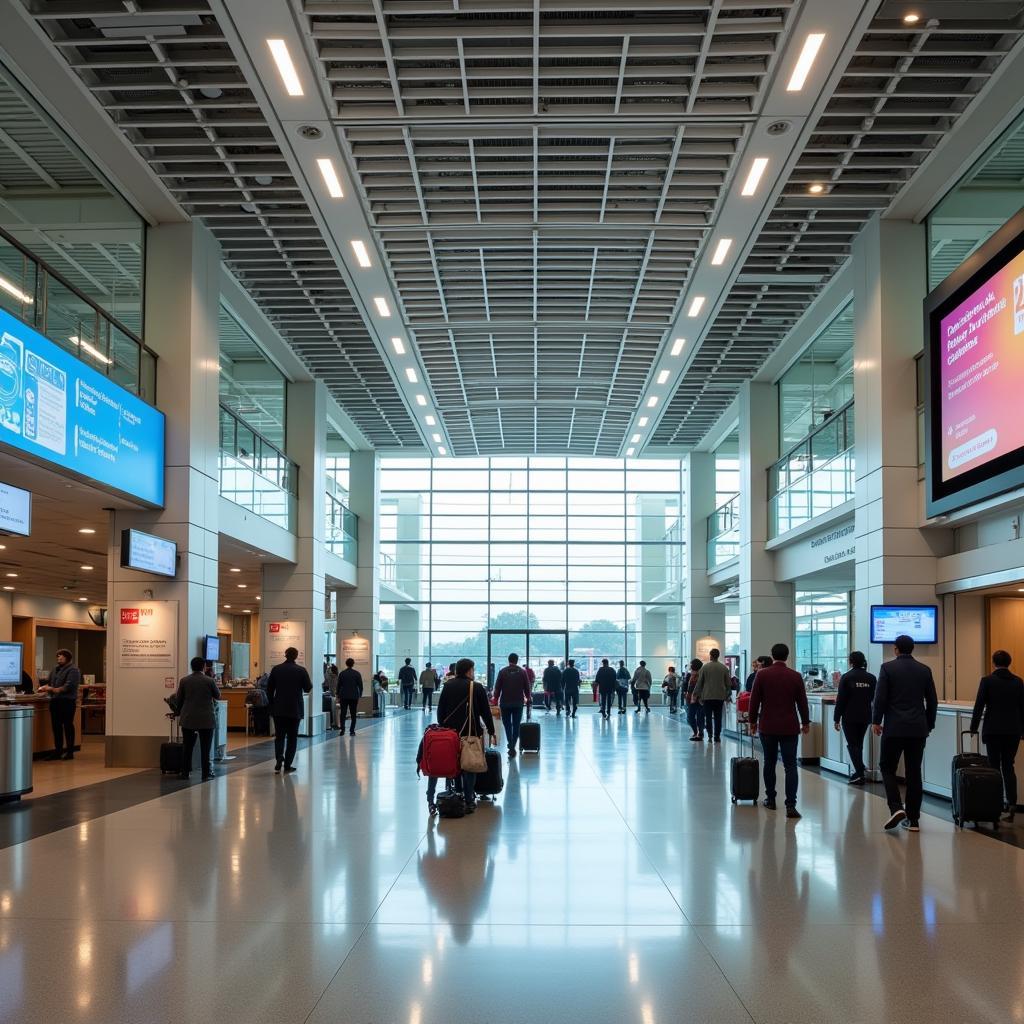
[{"x1": 959, "y1": 729, "x2": 980, "y2": 755}]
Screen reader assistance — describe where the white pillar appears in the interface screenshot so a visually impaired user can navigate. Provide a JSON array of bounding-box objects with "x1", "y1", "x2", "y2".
[
  {"x1": 106, "y1": 222, "x2": 221, "y2": 766},
  {"x1": 682, "y1": 452, "x2": 726, "y2": 661},
  {"x1": 739, "y1": 382, "x2": 794, "y2": 667}
]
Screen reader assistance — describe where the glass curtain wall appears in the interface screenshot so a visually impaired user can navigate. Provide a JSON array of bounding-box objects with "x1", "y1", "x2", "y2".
[
  {"x1": 794, "y1": 589, "x2": 850, "y2": 684},
  {"x1": 378, "y1": 457, "x2": 685, "y2": 684}
]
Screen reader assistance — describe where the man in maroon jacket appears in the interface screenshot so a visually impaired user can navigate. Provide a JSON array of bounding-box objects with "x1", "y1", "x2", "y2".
[{"x1": 749, "y1": 642, "x2": 810, "y2": 819}]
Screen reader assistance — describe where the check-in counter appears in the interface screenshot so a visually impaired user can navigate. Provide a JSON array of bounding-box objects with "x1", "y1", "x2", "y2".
[
  {"x1": 724, "y1": 694, "x2": 826, "y2": 762},
  {"x1": 219, "y1": 687, "x2": 253, "y2": 730}
]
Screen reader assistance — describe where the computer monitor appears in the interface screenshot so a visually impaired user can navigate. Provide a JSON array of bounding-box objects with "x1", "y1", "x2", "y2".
[
  {"x1": 203, "y1": 635, "x2": 221, "y2": 662},
  {"x1": 0, "y1": 641, "x2": 23, "y2": 686}
]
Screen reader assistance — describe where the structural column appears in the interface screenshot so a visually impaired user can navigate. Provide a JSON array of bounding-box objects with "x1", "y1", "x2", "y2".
[
  {"x1": 681, "y1": 453, "x2": 725, "y2": 661},
  {"x1": 738, "y1": 382, "x2": 794, "y2": 667},
  {"x1": 852, "y1": 216, "x2": 947, "y2": 681},
  {"x1": 106, "y1": 222, "x2": 221, "y2": 766}
]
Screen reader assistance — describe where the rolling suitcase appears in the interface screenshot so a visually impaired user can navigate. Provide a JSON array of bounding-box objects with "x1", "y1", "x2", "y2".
[
  {"x1": 474, "y1": 748, "x2": 504, "y2": 798},
  {"x1": 952, "y1": 731, "x2": 1003, "y2": 829},
  {"x1": 519, "y1": 719, "x2": 541, "y2": 754},
  {"x1": 730, "y1": 734, "x2": 760, "y2": 805},
  {"x1": 160, "y1": 717, "x2": 184, "y2": 775}
]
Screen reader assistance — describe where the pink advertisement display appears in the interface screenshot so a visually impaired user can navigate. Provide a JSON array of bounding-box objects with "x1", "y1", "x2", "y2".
[{"x1": 939, "y1": 246, "x2": 1024, "y2": 482}]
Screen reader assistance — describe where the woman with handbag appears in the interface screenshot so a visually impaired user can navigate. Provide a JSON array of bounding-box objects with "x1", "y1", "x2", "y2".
[{"x1": 434, "y1": 657, "x2": 497, "y2": 814}]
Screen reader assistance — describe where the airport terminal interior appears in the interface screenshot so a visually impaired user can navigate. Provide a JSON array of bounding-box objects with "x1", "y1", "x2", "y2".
[{"x1": 2, "y1": 0, "x2": 1024, "y2": 1021}]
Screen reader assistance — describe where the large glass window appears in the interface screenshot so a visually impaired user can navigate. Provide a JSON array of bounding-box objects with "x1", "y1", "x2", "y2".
[
  {"x1": 377, "y1": 457, "x2": 685, "y2": 686},
  {"x1": 794, "y1": 589, "x2": 850, "y2": 684}
]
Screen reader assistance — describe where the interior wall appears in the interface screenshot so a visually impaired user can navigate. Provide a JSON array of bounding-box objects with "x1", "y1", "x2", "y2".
[
  {"x1": 988, "y1": 597, "x2": 1024, "y2": 680},
  {"x1": 946, "y1": 592, "x2": 986, "y2": 701},
  {"x1": 12, "y1": 595, "x2": 99, "y2": 626}
]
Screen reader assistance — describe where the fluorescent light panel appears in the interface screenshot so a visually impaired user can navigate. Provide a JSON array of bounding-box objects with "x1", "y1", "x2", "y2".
[
  {"x1": 437, "y1": 446, "x2": 447, "y2": 456},
  {"x1": 404, "y1": 367, "x2": 417, "y2": 383},
  {"x1": 687, "y1": 296, "x2": 706, "y2": 317},
  {"x1": 415, "y1": 394, "x2": 427, "y2": 407},
  {"x1": 432, "y1": 433, "x2": 442, "y2": 443},
  {"x1": 646, "y1": 396, "x2": 658, "y2": 408},
  {"x1": 350, "y1": 239, "x2": 371, "y2": 267},
  {"x1": 0, "y1": 275, "x2": 33, "y2": 305},
  {"x1": 671, "y1": 338, "x2": 686, "y2": 356},
  {"x1": 741, "y1": 157, "x2": 769, "y2": 197},
  {"x1": 786, "y1": 33, "x2": 826, "y2": 92},
  {"x1": 710, "y1": 238, "x2": 733, "y2": 266},
  {"x1": 373, "y1": 296, "x2": 391, "y2": 317},
  {"x1": 656, "y1": 370, "x2": 670, "y2": 385},
  {"x1": 631, "y1": 434, "x2": 641, "y2": 443},
  {"x1": 266, "y1": 39, "x2": 303, "y2": 96},
  {"x1": 390, "y1": 336, "x2": 405, "y2": 355},
  {"x1": 638, "y1": 417, "x2": 648, "y2": 427},
  {"x1": 425, "y1": 415, "x2": 436, "y2": 426},
  {"x1": 626, "y1": 447, "x2": 636, "y2": 457},
  {"x1": 80, "y1": 340, "x2": 111, "y2": 364},
  {"x1": 316, "y1": 157, "x2": 344, "y2": 198}
]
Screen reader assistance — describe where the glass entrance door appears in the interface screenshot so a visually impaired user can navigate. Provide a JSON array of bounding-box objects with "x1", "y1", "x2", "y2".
[{"x1": 487, "y1": 630, "x2": 569, "y2": 692}]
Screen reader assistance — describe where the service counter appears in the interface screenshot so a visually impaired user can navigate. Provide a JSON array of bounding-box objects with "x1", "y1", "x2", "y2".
[
  {"x1": 219, "y1": 687, "x2": 254, "y2": 730},
  {"x1": 0, "y1": 695, "x2": 82, "y2": 757}
]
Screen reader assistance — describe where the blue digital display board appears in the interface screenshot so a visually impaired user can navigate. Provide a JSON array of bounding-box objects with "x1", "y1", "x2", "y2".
[{"x1": 0, "y1": 308, "x2": 164, "y2": 506}]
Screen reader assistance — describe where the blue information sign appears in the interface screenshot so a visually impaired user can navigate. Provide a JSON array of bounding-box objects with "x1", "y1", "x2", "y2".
[{"x1": 0, "y1": 308, "x2": 164, "y2": 506}]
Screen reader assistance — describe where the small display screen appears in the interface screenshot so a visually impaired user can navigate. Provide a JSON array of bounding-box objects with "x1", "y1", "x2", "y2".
[
  {"x1": 120, "y1": 528, "x2": 176, "y2": 578},
  {"x1": 0, "y1": 641, "x2": 23, "y2": 685},
  {"x1": 203, "y1": 635, "x2": 220, "y2": 662},
  {"x1": 870, "y1": 605, "x2": 938, "y2": 645}
]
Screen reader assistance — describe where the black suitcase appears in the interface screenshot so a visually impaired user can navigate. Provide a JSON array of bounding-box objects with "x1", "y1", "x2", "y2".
[
  {"x1": 519, "y1": 719, "x2": 541, "y2": 753},
  {"x1": 160, "y1": 717, "x2": 183, "y2": 775},
  {"x1": 730, "y1": 734, "x2": 760, "y2": 804},
  {"x1": 952, "y1": 731, "x2": 1003, "y2": 829},
  {"x1": 475, "y1": 749, "x2": 504, "y2": 797}
]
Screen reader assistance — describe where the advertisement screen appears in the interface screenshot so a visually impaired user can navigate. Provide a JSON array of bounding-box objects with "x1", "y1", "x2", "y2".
[
  {"x1": 120, "y1": 528, "x2": 177, "y2": 578},
  {"x1": 0, "y1": 308, "x2": 164, "y2": 506},
  {"x1": 870, "y1": 605, "x2": 938, "y2": 645},
  {"x1": 938, "y1": 247, "x2": 1024, "y2": 483}
]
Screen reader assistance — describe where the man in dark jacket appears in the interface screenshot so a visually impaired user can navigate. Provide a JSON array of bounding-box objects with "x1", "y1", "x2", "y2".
[
  {"x1": 970, "y1": 649, "x2": 1024, "y2": 821},
  {"x1": 336, "y1": 657, "x2": 363, "y2": 736},
  {"x1": 562, "y1": 659, "x2": 581, "y2": 718},
  {"x1": 494, "y1": 653, "x2": 532, "y2": 757},
  {"x1": 398, "y1": 657, "x2": 417, "y2": 710},
  {"x1": 171, "y1": 656, "x2": 221, "y2": 780},
  {"x1": 595, "y1": 658, "x2": 618, "y2": 720},
  {"x1": 435, "y1": 658, "x2": 497, "y2": 812},
  {"x1": 872, "y1": 635, "x2": 938, "y2": 832},
  {"x1": 543, "y1": 660, "x2": 564, "y2": 716},
  {"x1": 749, "y1": 642, "x2": 810, "y2": 819},
  {"x1": 833, "y1": 650, "x2": 877, "y2": 785},
  {"x1": 267, "y1": 647, "x2": 313, "y2": 773},
  {"x1": 38, "y1": 648, "x2": 81, "y2": 760}
]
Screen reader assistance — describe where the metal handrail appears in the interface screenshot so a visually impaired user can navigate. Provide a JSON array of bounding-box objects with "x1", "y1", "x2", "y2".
[
  {"x1": 769, "y1": 399, "x2": 855, "y2": 496},
  {"x1": 219, "y1": 403, "x2": 298, "y2": 496}
]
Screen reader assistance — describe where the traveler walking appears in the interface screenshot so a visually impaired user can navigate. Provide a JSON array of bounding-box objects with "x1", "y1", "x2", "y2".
[
  {"x1": 595, "y1": 658, "x2": 618, "y2": 719},
  {"x1": 399, "y1": 657, "x2": 417, "y2": 709},
  {"x1": 632, "y1": 661, "x2": 653, "y2": 713},
  {"x1": 745, "y1": 656, "x2": 771, "y2": 692},
  {"x1": 685, "y1": 659, "x2": 704, "y2": 739},
  {"x1": 543, "y1": 660, "x2": 564, "y2": 716},
  {"x1": 494, "y1": 653, "x2": 532, "y2": 758},
  {"x1": 267, "y1": 646, "x2": 314, "y2": 773},
  {"x1": 563, "y1": 659, "x2": 581, "y2": 718},
  {"x1": 693, "y1": 648, "x2": 732, "y2": 742},
  {"x1": 39, "y1": 648, "x2": 81, "y2": 760},
  {"x1": 872, "y1": 635, "x2": 938, "y2": 832},
  {"x1": 749, "y1": 643, "x2": 810, "y2": 819},
  {"x1": 420, "y1": 662, "x2": 438, "y2": 712},
  {"x1": 616, "y1": 660, "x2": 631, "y2": 713},
  {"x1": 663, "y1": 666, "x2": 680, "y2": 713},
  {"x1": 970, "y1": 649, "x2": 1024, "y2": 822},
  {"x1": 170, "y1": 655, "x2": 220, "y2": 780},
  {"x1": 435, "y1": 658, "x2": 497, "y2": 814},
  {"x1": 834, "y1": 651, "x2": 877, "y2": 784},
  {"x1": 336, "y1": 657, "x2": 363, "y2": 736}
]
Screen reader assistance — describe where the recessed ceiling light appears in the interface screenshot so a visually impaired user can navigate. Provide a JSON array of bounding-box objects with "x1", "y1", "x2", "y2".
[
  {"x1": 0, "y1": 545, "x2": 6, "y2": 550},
  {"x1": 638, "y1": 417, "x2": 649, "y2": 427},
  {"x1": 238, "y1": 583, "x2": 247, "y2": 589},
  {"x1": 786, "y1": 33, "x2": 826, "y2": 92},
  {"x1": 78, "y1": 597, "x2": 88, "y2": 602},
  {"x1": 256, "y1": 596, "x2": 261, "y2": 601},
  {"x1": 0, "y1": 274, "x2": 34, "y2": 306},
  {"x1": 656, "y1": 370, "x2": 670, "y2": 385},
  {"x1": 416, "y1": 394, "x2": 427, "y2": 406},
  {"x1": 671, "y1": 338, "x2": 686, "y2": 356},
  {"x1": 646, "y1": 396, "x2": 659, "y2": 408},
  {"x1": 626, "y1": 447, "x2": 636, "y2": 457},
  {"x1": 80, "y1": 565, "x2": 93, "y2": 571},
  {"x1": 78, "y1": 528, "x2": 96, "y2": 535},
  {"x1": 631, "y1": 433, "x2": 641, "y2": 443},
  {"x1": 437, "y1": 445, "x2": 447, "y2": 456},
  {"x1": 243, "y1": 609, "x2": 251, "y2": 613},
  {"x1": 351, "y1": 240, "x2": 372, "y2": 268},
  {"x1": 373, "y1": 296, "x2": 391, "y2": 317},
  {"x1": 224, "y1": 604, "x2": 232, "y2": 609},
  {"x1": 267, "y1": 38, "x2": 303, "y2": 96},
  {"x1": 710, "y1": 238, "x2": 733, "y2": 266},
  {"x1": 229, "y1": 567, "x2": 241, "y2": 573},
  {"x1": 2, "y1": 586, "x2": 13, "y2": 592},
  {"x1": 405, "y1": 367, "x2": 417, "y2": 383},
  {"x1": 688, "y1": 296, "x2": 706, "y2": 317},
  {"x1": 391, "y1": 336, "x2": 406, "y2": 355},
  {"x1": 903, "y1": 12, "x2": 920, "y2": 25},
  {"x1": 316, "y1": 157, "x2": 344, "y2": 198},
  {"x1": 425, "y1": 415, "x2": 436, "y2": 426},
  {"x1": 741, "y1": 157, "x2": 769, "y2": 196},
  {"x1": 432, "y1": 433, "x2": 442, "y2": 442},
  {"x1": 5, "y1": 573, "x2": 17, "y2": 579},
  {"x1": 808, "y1": 183, "x2": 824, "y2": 194}
]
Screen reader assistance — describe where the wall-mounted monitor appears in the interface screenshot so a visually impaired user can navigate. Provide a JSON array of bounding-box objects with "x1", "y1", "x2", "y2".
[
  {"x1": 120, "y1": 528, "x2": 177, "y2": 578},
  {"x1": 0, "y1": 480, "x2": 30, "y2": 537},
  {"x1": 925, "y1": 206, "x2": 1024, "y2": 517},
  {"x1": 203, "y1": 635, "x2": 220, "y2": 662},
  {"x1": 0, "y1": 641, "x2": 23, "y2": 685},
  {"x1": 870, "y1": 605, "x2": 939, "y2": 645}
]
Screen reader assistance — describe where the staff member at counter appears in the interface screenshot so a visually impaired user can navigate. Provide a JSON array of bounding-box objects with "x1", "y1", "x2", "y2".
[
  {"x1": 37, "y1": 649, "x2": 80, "y2": 760},
  {"x1": 970, "y1": 650, "x2": 1024, "y2": 823},
  {"x1": 834, "y1": 651, "x2": 877, "y2": 786}
]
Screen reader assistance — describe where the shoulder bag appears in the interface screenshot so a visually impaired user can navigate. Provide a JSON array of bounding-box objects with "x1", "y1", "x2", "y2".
[{"x1": 459, "y1": 679, "x2": 488, "y2": 773}]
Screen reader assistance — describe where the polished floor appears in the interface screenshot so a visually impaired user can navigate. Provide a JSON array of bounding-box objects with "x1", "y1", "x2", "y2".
[{"x1": 1, "y1": 709, "x2": 1021, "y2": 1024}]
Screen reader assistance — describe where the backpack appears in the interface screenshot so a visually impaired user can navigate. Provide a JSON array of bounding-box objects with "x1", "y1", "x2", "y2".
[
  {"x1": 419, "y1": 725, "x2": 461, "y2": 779},
  {"x1": 435, "y1": 790, "x2": 466, "y2": 818}
]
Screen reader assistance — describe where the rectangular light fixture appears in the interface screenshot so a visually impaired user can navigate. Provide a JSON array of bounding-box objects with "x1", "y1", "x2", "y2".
[
  {"x1": 390, "y1": 336, "x2": 405, "y2": 355},
  {"x1": 626, "y1": 447, "x2": 636, "y2": 457},
  {"x1": 267, "y1": 39, "x2": 303, "y2": 96},
  {"x1": 316, "y1": 157, "x2": 344, "y2": 198},
  {"x1": 80, "y1": 339, "x2": 111, "y2": 365},
  {"x1": 373, "y1": 296, "x2": 391, "y2": 317},
  {"x1": 687, "y1": 296, "x2": 706, "y2": 317},
  {"x1": 711, "y1": 238, "x2": 733, "y2": 266},
  {"x1": 432, "y1": 433, "x2": 442, "y2": 443},
  {"x1": 656, "y1": 369, "x2": 670, "y2": 385},
  {"x1": 741, "y1": 157, "x2": 769, "y2": 197},
  {"x1": 425, "y1": 415, "x2": 436, "y2": 426},
  {"x1": 631, "y1": 433, "x2": 641, "y2": 443},
  {"x1": 0, "y1": 274, "x2": 33, "y2": 305},
  {"x1": 670, "y1": 338, "x2": 686, "y2": 356},
  {"x1": 405, "y1": 367, "x2": 417, "y2": 383},
  {"x1": 787, "y1": 33, "x2": 826, "y2": 92},
  {"x1": 646, "y1": 396, "x2": 658, "y2": 408},
  {"x1": 437, "y1": 446, "x2": 447, "y2": 456},
  {"x1": 416, "y1": 394, "x2": 427, "y2": 407},
  {"x1": 351, "y1": 239, "x2": 371, "y2": 268},
  {"x1": 638, "y1": 417, "x2": 649, "y2": 427}
]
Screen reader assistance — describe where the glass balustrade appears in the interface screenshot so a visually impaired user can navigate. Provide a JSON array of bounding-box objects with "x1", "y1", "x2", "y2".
[
  {"x1": 707, "y1": 493, "x2": 740, "y2": 569},
  {"x1": 325, "y1": 490, "x2": 358, "y2": 563}
]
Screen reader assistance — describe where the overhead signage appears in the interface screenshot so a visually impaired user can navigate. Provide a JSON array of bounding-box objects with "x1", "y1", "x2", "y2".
[
  {"x1": 0, "y1": 480, "x2": 30, "y2": 536},
  {"x1": 120, "y1": 528, "x2": 176, "y2": 578},
  {"x1": 0, "y1": 308, "x2": 164, "y2": 506},
  {"x1": 774, "y1": 519, "x2": 855, "y2": 582}
]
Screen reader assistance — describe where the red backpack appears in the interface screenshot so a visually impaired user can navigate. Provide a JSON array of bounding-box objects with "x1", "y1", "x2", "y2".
[{"x1": 420, "y1": 725, "x2": 461, "y2": 779}]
